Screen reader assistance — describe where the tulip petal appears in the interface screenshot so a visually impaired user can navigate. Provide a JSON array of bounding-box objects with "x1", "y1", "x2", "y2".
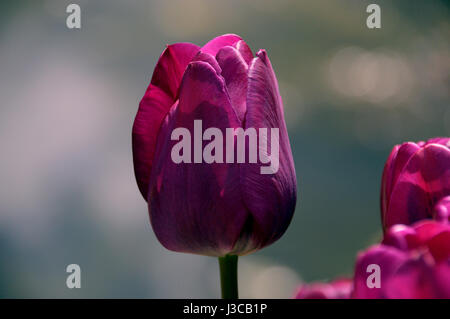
[
  {"x1": 384, "y1": 257, "x2": 446, "y2": 298},
  {"x1": 434, "y1": 262, "x2": 450, "y2": 298},
  {"x1": 414, "y1": 220, "x2": 449, "y2": 244},
  {"x1": 382, "y1": 224, "x2": 418, "y2": 251},
  {"x1": 295, "y1": 283, "x2": 331, "y2": 299},
  {"x1": 192, "y1": 52, "x2": 222, "y2": 74},
  {"x1": 132, "y1": 84, "x2": 174, "y2": 200},
  {"x1": 433, "y1": 195, "x2": 450, "y2": 223},
  {"x1": 427, "y1": 229, "x2": 450, "y2": 262},
  {"x1": 381, "y1": 145, "x2": 399, "y2": 219},
  {"x1": 385, "y1": 144, "x2": 450, "y2": 228},
  {"x1": 151, "y1": 43, "x2": 200, "y2": 99},
  {"x1": 133, "y1": 43, "x2": 200, "y2": 200},
  {"x1": 427, "y1": 137, "x2": 450, "y2": 148},
  {"x1": 216, "y1": 46, "x2": 248, "y2": 122},
  {"x1": 295, "y1": 279, "x2": 352, "y2": 299},
  {"x1": 381, "y1": 142, "x2": 420, "y2": 228},
  {"x1": 353, "y1": 245, "x2": 408, "y2": 299},
  {"x1": 201, "y1": 34, "x2": 242, "y2": 56},
  {"x1": 240, "y1": 49, "x2": 297, "y2": 249},
  {"x1": 233, "y1": 40, "x2": 254, "y2": 65},
  {"x1": 148, "y1": 61, "x2": 252, "y2": 256}
]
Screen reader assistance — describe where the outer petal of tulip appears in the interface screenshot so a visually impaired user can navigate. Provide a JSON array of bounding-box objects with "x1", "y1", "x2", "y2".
[
  {"x1": 426, "y1": 227, "x2": 450, "y2": 263},
  {"x1": 233, "y1": 40, "x2": 254, "y2": 65},
  {"x1": 380, "y1": 142, "x2": 420, "y2": 224},
  {"x1": 352, "y1": 245, "x2": 409, "y2": 299},
  {"x1": 382, "y1": 224, "x2": 418, "y2": 251},
  {"x1": 427, "y1": 137, "x2": 450, "y2": 147},
  {"x1": 240, "y1": 50, "x2": 297, "y2": 250},
  {"x1": 133, "y1": 85, "x2": 174, "y2": 200},
  {"x1": 295, "y1": 279, "x2": 352, "y2": 299},
  {"x1": 385, "y1": 144, "x2": 450, "y2": 228},
  {"x1": 151, "y1": 43, "x2": 201, "y2": 99},
  {"x1": 132, "y1": 43, "x2": 200, "y2": 200},
  {"x1": 434, "y1": 262, "x2": 450, "y2": 297},
  {"x1": 384, "y1": 256, "x2": 448, "y2": 299},
  {"x1": 414, "y1": 220, "x2": 450, "y2": 244},
  {"x1": 383, "y1": 220, "x2": 450, "y2": 252},
  {"x1": 148, "y1": 61, "x2": 251, "y2": 256},
  {"x1": 216, "y1": 45, "x2": 249, "y2": 122}
]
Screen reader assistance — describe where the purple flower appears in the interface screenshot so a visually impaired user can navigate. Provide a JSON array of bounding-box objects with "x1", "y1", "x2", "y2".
[
  {"x1": 353, "y1": 220, "x2": 450, "y2": 299},
  {"x1": 132, "y1": 34, "x2": 297, "y2": 256},
  {"x1": 381, "y1": 138, "x2": 450, "y2": 230},
  {"x1": 294, "y1": 278, "x2": 352, "y2": 299}
]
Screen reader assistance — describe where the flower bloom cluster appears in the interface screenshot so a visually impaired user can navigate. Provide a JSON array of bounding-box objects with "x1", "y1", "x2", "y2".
[{"x1": 296, "y1": 138, "x2": 450, "y2": 299}]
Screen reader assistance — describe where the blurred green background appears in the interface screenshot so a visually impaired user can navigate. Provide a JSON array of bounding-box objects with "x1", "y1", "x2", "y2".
[{"x1": 0, "y1": 0, "x2": 448, "y2": 298}]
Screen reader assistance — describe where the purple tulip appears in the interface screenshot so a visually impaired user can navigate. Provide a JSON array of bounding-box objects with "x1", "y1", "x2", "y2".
[
  {"x1": 294, "y1": 278, "x2": 352, "y2": 299},
  {"x1": 353, "y1": 220, "x2": 450, "y2": 298},
  {"x1": 380, "y1": 137, "x2": 450, "y2": 230},
  {"x1": 132, "y1": 34, "x2": 297, "y2": 256}
]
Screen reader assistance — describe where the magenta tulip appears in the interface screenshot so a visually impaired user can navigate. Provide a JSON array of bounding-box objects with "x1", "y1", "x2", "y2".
[
  {"x1": 294, "y1": 278, "x2": 352, "y2": 299},
  {"x1": 353, "y1": 220, "x2": 450, "y2": 298},
  {"x1": 132, "y1": 34, "x2": 297, "y2": 257},
  {"x1": 380, "y1": 137, "x2": 450, "y2": 230},
  {"x1": 434, "y1": 196, "x2": 450, "y2": 223}
]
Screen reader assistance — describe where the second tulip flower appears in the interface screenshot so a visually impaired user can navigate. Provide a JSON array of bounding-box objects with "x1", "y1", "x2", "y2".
[{"x1": 381, "y1": 138, "x2": 450, "y2": 230}]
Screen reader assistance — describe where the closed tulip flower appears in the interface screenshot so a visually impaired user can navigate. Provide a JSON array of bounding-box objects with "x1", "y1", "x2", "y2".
[
  {"x1": 353, "y1": 220, "x2": 450, "y2": 298},
  {"x1": 132, "y1": 34, "x2": 297, "y2": 298},
  {"x1": 380, "y1": 138, "x2": 450, "y2": 230}
]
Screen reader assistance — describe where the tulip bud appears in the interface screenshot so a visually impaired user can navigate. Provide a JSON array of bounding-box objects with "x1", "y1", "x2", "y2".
[
  {"x1": 132, "y1": 34, "x2": 297, "y2": 256},
  {"x1": 380, "y1": 138, "x2": 450, "y2": 230}
]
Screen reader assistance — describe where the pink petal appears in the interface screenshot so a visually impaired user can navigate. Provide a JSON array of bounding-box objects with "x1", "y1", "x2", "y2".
[
  {"x1": 191, "y1": 51, "x2": 222, "y2": 74},
  {"x1": 132, "y1": 84, "x2": 174, "y2": 200},
  {"x1": 216, "y1": 46, "x2": 248, "y2": 122},
  {"x1": 295, "y1": 278, "x2": 352, "y2": 299},
  {"x1": 427, "y1": 229, "x2": 450, "y2": 262},
  {"x1": 382, "y1": 224, "x2": 418, "y2": 251},
  {"x1": 151, "y1": 43, "x2": 200, "y2": 99},
  {"x1": 433, "y1": 195, "x2": 450, "y2": 223},
  {"x1": 240, "y1": 49, "x2": 297, "y2": 249},
  {"x1": 233, "y1": 40, "x2": 254, "y2": 65},
  {"x1": 352, "y1": 245, "x2": 408, "y2": 299},
  {"x1": 385, "y1": 144, "x2": 450, "y2": 228},
  {"x1": 133, "y1": 43, "x2": 200, "y2": 200},
  {"x1": 381, "y1": 142, "x2": 420, "y2": 229},
  {"x1": 426, "y1": 137, "x2": 450, "y2": 148},
  {"x1": 384, "y1": 256, "x2": 445, "y2": 298},
  {"x1": 200, "y1": 34, "x2": 242, "y2": 56}
]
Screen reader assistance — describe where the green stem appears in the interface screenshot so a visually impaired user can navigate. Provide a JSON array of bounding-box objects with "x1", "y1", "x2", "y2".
[{"x1": 218, "y1": 255, "x2": 239, "y2": 299}]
